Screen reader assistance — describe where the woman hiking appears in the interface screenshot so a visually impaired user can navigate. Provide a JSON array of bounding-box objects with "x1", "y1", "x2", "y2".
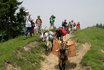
[
  {"x1": 49, "y1": 15, "x2": 56, "y2": 29},
  {"x1": 35, "y1": 16, "x2": 42, "y2": 33}
]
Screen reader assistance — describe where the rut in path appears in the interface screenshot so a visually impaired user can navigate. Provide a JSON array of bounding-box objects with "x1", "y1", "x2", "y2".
[{"x1": 40, "y1": 34, "x2": 91, "y2": 70}]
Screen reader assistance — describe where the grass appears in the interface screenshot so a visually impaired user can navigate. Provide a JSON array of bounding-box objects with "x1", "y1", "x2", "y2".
[
  {"x1": 49, "y1": 28, "x2": 56, "y2": 32},
  {"x1": 0, "y1": 34, "x2": 45, "y2": 70},
  {"x1": 73, "y1": 27, "x2": 104, "y2": 70}
]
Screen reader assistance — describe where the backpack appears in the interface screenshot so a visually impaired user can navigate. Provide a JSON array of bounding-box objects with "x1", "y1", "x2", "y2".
[
  {"x1": 60, "y1": 28, "x2": 66, "y2": 36},
  {"x1": 36, "y1": 19, "x2": 42, "y2": 25}
]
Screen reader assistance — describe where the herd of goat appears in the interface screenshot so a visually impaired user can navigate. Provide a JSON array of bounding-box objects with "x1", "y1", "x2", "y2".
[{"x1": 39, "y1": 29, "x2": 69, "y2": 70}]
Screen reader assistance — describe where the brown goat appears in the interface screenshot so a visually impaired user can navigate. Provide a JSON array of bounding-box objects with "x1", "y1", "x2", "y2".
[{"x1": 56, "y1": 42, "x2": 69, "y2": 70}]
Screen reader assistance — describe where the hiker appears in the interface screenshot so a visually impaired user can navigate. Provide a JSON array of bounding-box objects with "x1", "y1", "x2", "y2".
[
  {"x1": 68, "y1": 21, "x2": 71, "y2": 33},
  {"x1": 70, "y1": 20, "x2": 74, "y2": 33},
  {"x1": 73, "y1": 22, "x2": 76, "y2": 31},
  {"x1": 66, "y1": 25, "x2": 69, "y2": 33},
  {"x1": 24, "y1": 11, "x2": 32, "y2": 40},
  {"x1": 77, "y1": 22, "x2": 80, "y2": 30},
  {"x1": 35, "y1": 16, "x2": 42, "y2": 32},
  {"x1": 55, "y1": 27, "x2": 62, "y2": 40},
  {"x1": 55, "y1": 27, "x2": 66, "y2": 40},
  {"x1": 34, "y1": 23, "x2": 38, "y2": 33},
  {"x1": 62, "y1": 19, "x2": 67, "y2": 31},
  {"x1": 31, "y1": 20, "x2": 35, "y2": 33},
  {"x1": 49, "y1": 15, "x2": 56, "y2": 29}
]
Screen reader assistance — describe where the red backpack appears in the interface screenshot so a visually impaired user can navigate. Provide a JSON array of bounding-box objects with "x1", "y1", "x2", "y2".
[
  {"x1": 66, "y1": 27, "x2": 68, "y2": 31},
  {"x1": 61, "y1": 28, "x2": 66, "y2": 36}
]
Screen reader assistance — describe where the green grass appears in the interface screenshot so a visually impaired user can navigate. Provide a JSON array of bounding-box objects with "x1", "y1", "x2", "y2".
[
  {"x1": 0, "y1": 34, "x2": 45, "y2": 70},
  {"x1": 49, "y1": 28, "x2": 56, "y2": 32},
  {"x1": 74, "y1": 27, "x2": 104, "y2": 70}
]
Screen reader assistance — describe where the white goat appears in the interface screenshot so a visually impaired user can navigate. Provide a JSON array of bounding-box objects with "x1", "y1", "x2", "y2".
[{"x1": 40, "y1": 31, "x2": 55, "y2": 51}]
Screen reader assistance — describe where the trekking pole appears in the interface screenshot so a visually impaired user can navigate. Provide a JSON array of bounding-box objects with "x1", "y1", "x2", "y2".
[{"x1": 44, "y1": 26, "x2": 47, "y2": 30}]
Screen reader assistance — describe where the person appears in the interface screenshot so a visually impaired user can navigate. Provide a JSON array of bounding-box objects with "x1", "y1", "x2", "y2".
[
  {"x1": 77, "y1": 22, "x2": 80, "y2": 30},
  {"x1": 35, "y1": 16, "x2": 42, "y2": 33},
  {"x1": 68, "y1": 21, "x2": 71, "y2": 33},
  {"x1": 49, "y1": 15, "x2": 56, "y2": 29},
  {"x1": 73, "y1": 22, "x2": 76, "y2": 31},
  {"x1": 34, "y1": 23, "x2": 38, "y2": 33},
  {"x1": 24, "y1": 11, "x2": 32, "y2": 40},
  {"x1": 62, "y1": 19, "x2": 67, "y2": 30},
  {"x1": 55, "y1": 27, "x2": 66, "y2": 40},
  {"x1": 71, "y1": 20, "x2": 74, "y2": 33},
  {"x1": 31, "y1": 19, "x2": 35, "y2": 34},
  {"x1": 55, "y1": 27, "x2": 62, "y2": 40}
]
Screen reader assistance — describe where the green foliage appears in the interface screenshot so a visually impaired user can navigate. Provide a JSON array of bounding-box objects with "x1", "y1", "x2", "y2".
[
  {"x1": 74, "y1": 27, "x2": 104, "y2": 70},
  {"x1": 96, "y1": 23, "x2": 104, "y2": 29},
  {"x1": 0, "y1": 0, "x2": 25, "y2": 42}
]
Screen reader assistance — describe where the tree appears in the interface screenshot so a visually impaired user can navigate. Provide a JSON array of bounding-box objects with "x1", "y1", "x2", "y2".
[
  {"x1": 99, "y1": 24, "x2": 103, "y2": 28},
  {"x1": 96, "y1": 24, "x2": 99, "y2": 27},
  {"x1": 0, "y1": 0, "x2": 25, "y2": 42}
]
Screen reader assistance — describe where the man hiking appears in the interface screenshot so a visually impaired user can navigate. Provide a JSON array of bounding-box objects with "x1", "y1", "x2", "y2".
[
  {"x1": 77, "y1": 22, "x2": 80, "y2": 30},
  {"x1": 62, "y1": 19, "x2": 67, "y2": 30},
  {"x1": 35, "y1": 16, "x2": 42, "y2": 32},
  {"x1": 49, "y1": 15, "x2": 56, "y2": 29},
  {"x1": 70, "y1": 20, "x2": 74, "y2": 33},
  {"x1": 24, "y1": 11, "x2": 32, "y2": 40}
]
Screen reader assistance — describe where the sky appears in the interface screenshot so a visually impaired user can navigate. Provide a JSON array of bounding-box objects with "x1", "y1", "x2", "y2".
[{"x1": 19, "y1": 0, "x2": 104, "y2": 29}]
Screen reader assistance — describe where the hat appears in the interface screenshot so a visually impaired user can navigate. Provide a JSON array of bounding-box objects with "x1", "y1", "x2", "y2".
[
  {"x1": 71, "y1": 20, "x2": 73, "y2": 22},
  {"x1": 78, "y1": 22, "x2": 80, "y2": 24},
  {"x1": 25, "y1": 10, "x2": 29, "y2": 13}
]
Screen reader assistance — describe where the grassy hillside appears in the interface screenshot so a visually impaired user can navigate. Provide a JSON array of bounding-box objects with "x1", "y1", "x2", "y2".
[
  {"x1": 74, "y1": 27, "x2": 104, "y2": 70},
  {"x1": 0, "y1": 34, "x2": 45, "y2": 70}
]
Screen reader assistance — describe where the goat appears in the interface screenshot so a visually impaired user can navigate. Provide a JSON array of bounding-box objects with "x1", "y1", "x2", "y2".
[
  {"x1": 40, "y1": 30, "x2": 56, "y2": 54},
  {"x1": 56, "y1": 41, "x2": 69, "y2": 70}
]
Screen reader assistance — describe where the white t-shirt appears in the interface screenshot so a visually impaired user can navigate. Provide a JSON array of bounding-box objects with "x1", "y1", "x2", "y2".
[{"x1": 25, "y1": 16, "x2": 31, "y2": 27}]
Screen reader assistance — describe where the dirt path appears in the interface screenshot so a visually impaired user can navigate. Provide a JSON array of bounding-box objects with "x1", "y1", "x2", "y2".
[
  {"x1": 40, "y1": 34, "x2": 91, "y2": 70},
  {"x1": 68, "y1": 42, "x2": 91, "y2": 70}
]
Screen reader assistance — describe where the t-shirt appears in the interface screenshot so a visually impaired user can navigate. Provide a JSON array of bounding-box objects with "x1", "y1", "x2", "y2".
[
  {"x1": 50, "y1": 17, "x2": 55, "y2": 24},
  {"x1": 25, "y1": 16, "x2": 32, "y2": 27}
]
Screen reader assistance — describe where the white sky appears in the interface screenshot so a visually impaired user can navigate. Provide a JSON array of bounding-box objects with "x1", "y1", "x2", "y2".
[{"x1": 19, "y1": 0, "x2": 104, "y2": 29}]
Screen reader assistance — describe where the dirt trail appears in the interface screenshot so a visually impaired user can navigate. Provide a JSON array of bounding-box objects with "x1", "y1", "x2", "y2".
[
  {"x1": 24, "y1": 41, "x2": 38, "y2": 51},
  {"x1": 40, "y1": 34, "x2": 91, "y2": 70}
]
